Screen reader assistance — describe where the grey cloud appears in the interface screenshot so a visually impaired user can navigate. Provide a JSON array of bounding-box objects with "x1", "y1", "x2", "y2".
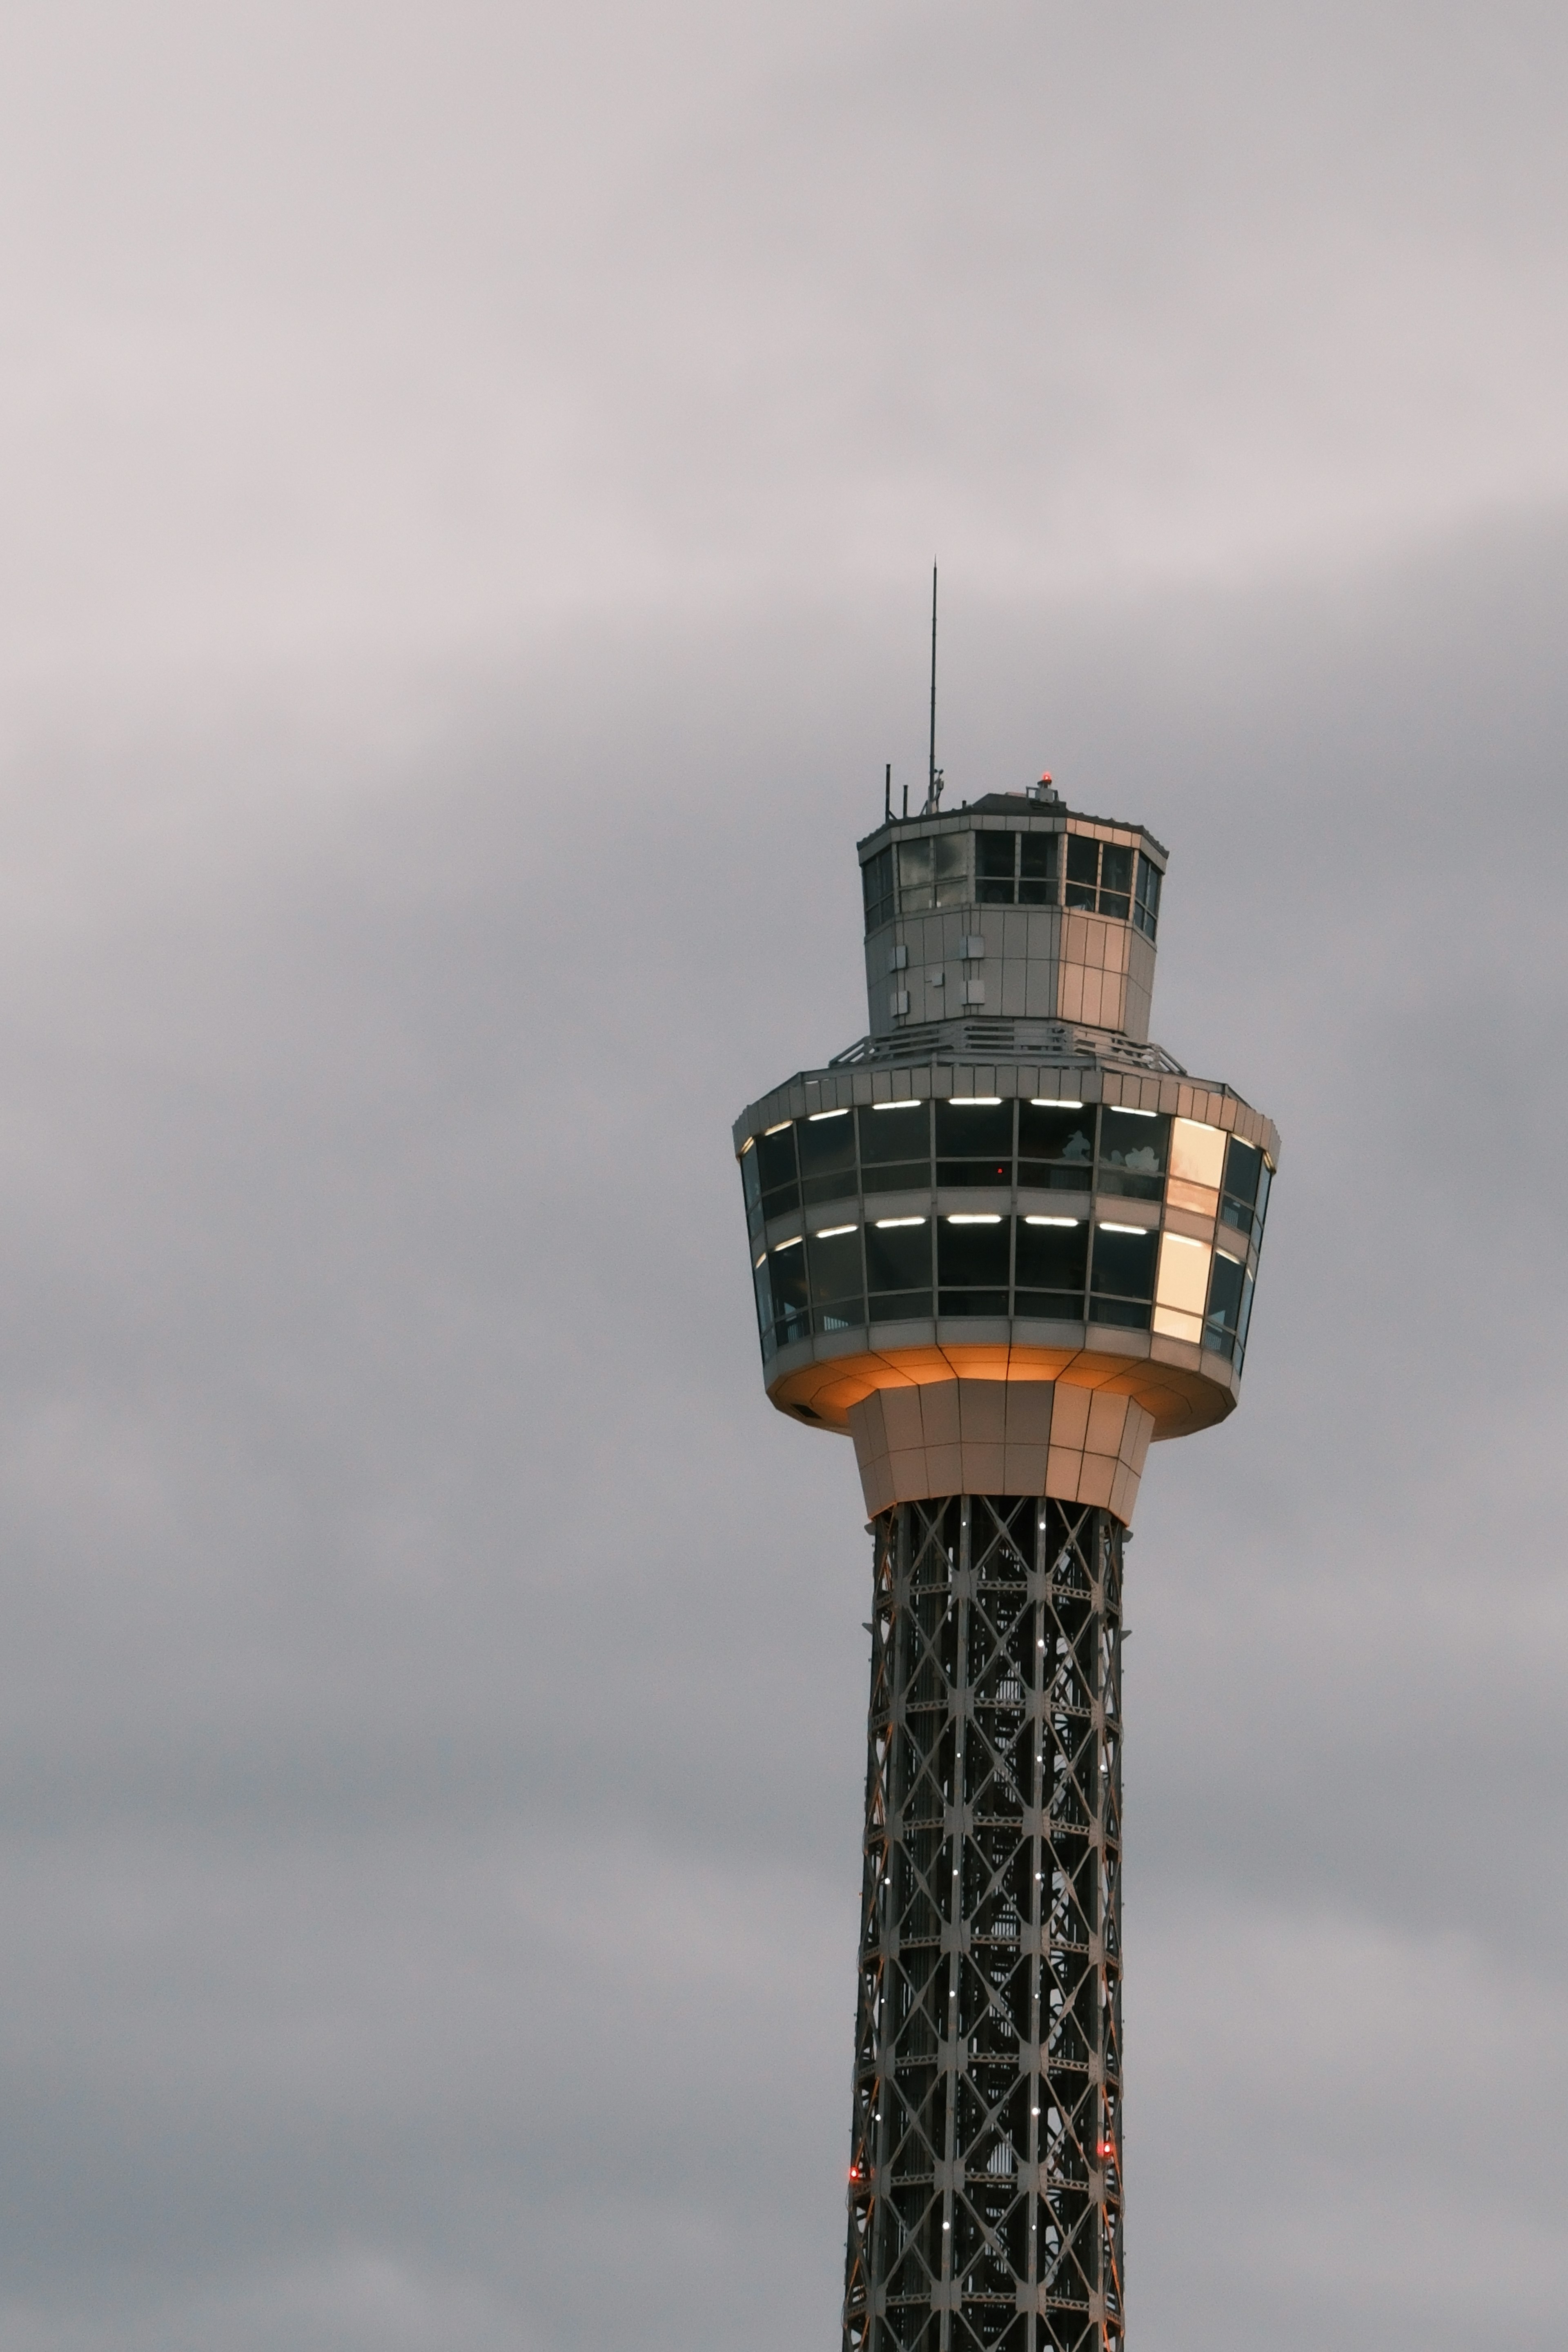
[{"x1": 0, "y1": 5, "x2": 1561, "y2": 2348}]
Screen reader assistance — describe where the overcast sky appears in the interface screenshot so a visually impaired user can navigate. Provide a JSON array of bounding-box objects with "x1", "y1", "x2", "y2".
[{"x1": 0, "y1": 4, "x2": 1563, "y2": 2348}]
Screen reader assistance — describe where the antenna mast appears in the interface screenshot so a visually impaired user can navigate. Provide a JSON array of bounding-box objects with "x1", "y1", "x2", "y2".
[{"x1": 928, "y1": 562, "x2": 938, "y2": 811}]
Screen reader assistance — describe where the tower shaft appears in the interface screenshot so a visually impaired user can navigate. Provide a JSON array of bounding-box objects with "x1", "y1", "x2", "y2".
[{"x1": 846, "y1": 1496, "x2": 1124, "y2": 2352}]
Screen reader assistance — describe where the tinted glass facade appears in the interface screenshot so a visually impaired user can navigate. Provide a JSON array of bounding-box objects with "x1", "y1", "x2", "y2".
[
  {"x1": 739, "y1": 1098, "x2": 1271, "y2": 1368},
  {"x1": 862, "y1": 829, "x2": 1161, "y2": 940}
]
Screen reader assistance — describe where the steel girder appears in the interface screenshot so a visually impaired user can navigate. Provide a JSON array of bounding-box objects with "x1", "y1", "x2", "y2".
[{"x1": 843, "y1": 1496, "x2": 1125, "y2": 2352}]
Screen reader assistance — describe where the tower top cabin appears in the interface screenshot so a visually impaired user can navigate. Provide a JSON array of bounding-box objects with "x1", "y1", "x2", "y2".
[{"x1": 857, "y1": 778, "x2": 1165, "y2": 1046}]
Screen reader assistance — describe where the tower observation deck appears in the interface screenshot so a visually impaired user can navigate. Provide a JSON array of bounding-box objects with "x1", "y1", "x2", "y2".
[{"x1": 732, "y1": 775, "x2": 1278, "y2": 2351}]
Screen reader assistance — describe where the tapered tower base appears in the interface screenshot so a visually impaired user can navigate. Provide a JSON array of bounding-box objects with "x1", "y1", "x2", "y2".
[{"x1": 845, "y1": 1496, "x2": 1124, "y2": 2352}]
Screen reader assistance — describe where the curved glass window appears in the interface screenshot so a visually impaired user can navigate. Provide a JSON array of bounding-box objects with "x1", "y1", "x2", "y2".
[
  {"x1": 857, "y1": 1100, "x2": 931, "y2": 1196},
  {"x1": 1203, "y1": 1248, "x2": 1246, "y2": 1360},
  {"x1": 935, "y1": 1096, "x2": 1014, "y2": 1187},
  {"x1": 938, "y1": 1214, "x2": 1009, "y2": 1317},
  {"x1": 1134, "y1": 853, "x2": 1161, "y2": 940},
  {"x1": 808, "y1": 1223, "x2": 865, "y2": 1333},
  {"x1": 867, "y1": 1215, "x2": 933, "y2": 1322},
  {"x1": 1014, "y1": 1215, "x2": 1087, "y2": 1321},
  {"x1": 799, "y1": 1107, "x2": 857, "y2": 1206},
  {"x1": 1235, "y1": 1263, "x2": 1257, "y2": 1369},
  {"x1": 1098, "y1": 1107, "x2": 1169, "y2": 1200},
  {"x1": 1018, "y1": 1100, "x2": 1095, "y2": 1190},
  {"x1": 753, "y1": 1251, "x2": 774, "y2": 1356},
  {"x1": 743, "y1": 1098, "x2": 1270, "y2": 1357},
  {"x1": 740, "y1": 1139, "x2": 763, "y2": 1240},
  {"x1": 765, "y1": 1235, "x2": 811, "y2": 1350},
  {"x1": 1089, "y1": 1223, "x2": 1157, "y2": 1329},
  {"x1": 756, "y1": 1122, "x2": 799, "y2": 1216},
  {"x1": 1221, "y1": 1137, "x2": 1271, "y2": 1247}
]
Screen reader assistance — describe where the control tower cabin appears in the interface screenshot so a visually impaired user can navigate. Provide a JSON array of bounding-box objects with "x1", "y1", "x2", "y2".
[{"x1": 732, "y1": 777, "x2": 1277, "y2": 2352}]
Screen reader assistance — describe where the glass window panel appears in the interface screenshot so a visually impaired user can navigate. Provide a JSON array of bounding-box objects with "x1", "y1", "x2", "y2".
[
  {"x1": 933, "y1": 832, "x2": 970, "y2": 906},
  {"x1": 934, "y1": 1098, "x2": 1014, "y2": 1178},
  {"x1": 798, "y1": 1107, "x2": 857, "y2": 1203},
  {"x1": 975, "y1": 832, "x2": 1016, "y2": 903},
  {"x1": 1098, "y1": 843, "x2": 1133, "y2": 919},
  {"x1": 1204, "y1": 1251, "x2": 1245, "y2": 1354},
  {"x1": 938, "y1": 1214, "x2": 1009, "y2": 1315},
  {"x1": 857, "y1": 1101, "x2": 931, "y2": 1193},
  {"x1": 862, "y1": 846, "x2": 895, "y2": 933},
  {"x1": 897, "y1": 836, "x2": 934, "y2": 912},
  {"x1": 1097, "y1": 1108, "x2": 1170, "y2": 1200},
  {"x1": 752, "y1": 1254, "x2": 773, "y2": 1345},
  {"x1": 1014, "y1": 1291, "x2": 1084, "y2": 1323},
  {"x1": 1155, "y1": 1233, "x2": 1211, "y2": 1316},
  {"x1": 866, "y1": 1218, "x2": 932, "y2": 1294},
  {"x1": 1134, "y1": 852, "x2": 1162, "y2": 940},
  {"x1": 867, "y1": 1289, "x2": 931, "y2": 1327},
  {"x1": 1222, "y1": 1137, "x2": 1262, "y2": 1212},
  {"x1": 757, "y1": 1123, "x2": 799, "y2": 1211},
  {"x1": 1253, "y1": 1159, "x2": 1272, "y2": 1245},
  {"x1": 808, "y1": 1227, "x2": 864, "y2": 1330},
  {"x1": 1014, "y1": 1217, "x2": 1087, "y2": 1295},
  {"x1": 740, "y1": 1142, "x2": 762, "y2": 1214},
  {"x1": 1089, "y1": 1225, "x2": 1158, "y2": 1301},
  {"x1": 860, "y1": 1160, "x2": 929, "y2": 1197},
  {"x1": 1235, "y1": 1266, "x2": 1257, "y2": 1363},
  {"x1": 1018, "y1": 833, "x2": 1059, "y2": 906},
  {"x1": 1065, "y1": 835, "x2": 1099, "y2": 909},
  {"x1": 1017, "y1": 1102, "x2": 1096, "y2": 1179},
  {"x1": 767, "y1": 1237, "x2": 811, "y2": 1345},
  {"x1": 1168, "y1": 1118, "x2": 1225, "y2": 1189}
]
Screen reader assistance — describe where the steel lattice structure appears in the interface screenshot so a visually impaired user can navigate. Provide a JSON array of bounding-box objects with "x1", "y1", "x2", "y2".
[
  {"x1": 732, "y1": 774, "x2": 1276, "y2": 2346},
  {"x1": 844, "y1": 1497, "x2": 1123, "y2": 2352}
]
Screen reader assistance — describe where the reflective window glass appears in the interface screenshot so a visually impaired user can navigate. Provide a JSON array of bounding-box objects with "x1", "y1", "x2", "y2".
[
  {"x1": 866, "y1": 1216, "x2": 933, "y2": 1321},
  {"x1": 1018, "y1": 833, "x2": 1059, "y2": 906},
  {"x1": 808, "y1": 1225, "x2": 864, "y2": 1332},
  {"x1": 1220, "y1": 1137, "x2": 1264, "y2": 1240},
  {"x1": 1098, "y1": 1107, "x2": 1169, "y2": 1200},
  {"x1": 934, "y1": 1097, "x2": 1014, "y2": 1187},
  {"x1": 933, "y1": 833, "x2": 970, "y2": 906},
  {"x1": 798, "y1": 1107, "x2": 857, "y2": 1205},
  {"x1": 976, "y1": 831, "x2": 1016, "y2": 903},
  {"x1": 862, "y1": 846, "x2": 895, "y2": 934},
  {"x1": 1098, "y1": 843, "x2": 1132, "y2": 921},
  {"x1": 938, "y1": 1214, "x2": 1009, "y2": 1316},
  {"x1": 897, "y1": 836, "x2": 933, "y2": 911},
  {"x1": 740, "y1": 1141, "x2": 761, "y2": 1216},
  {"x1": 757, "y1": 1123, "x2": 799, "y2": 1212},
  {"x1": 1089, "y1": 1224, "x2": 1157, "y2": 1328},
  {"x1": 1204, "y1": 1250, "x2": 1245, "y2": 1359},
  {"x1": 767, "y1": 1236, "x2": 811, "y2": 1347},
  {"x1": 1014, "y1": 1215, "x2": 1087, "y2": 1316},
  {"x1": 1134, "y1": 853, "x2": 1161, "y2": 940},
  {"x1": 752, "y1": 1254, "x2": 773, "y2": 1355},
  {"x1": 857, "y1": 1100, "x2": 930, "y2": 1195},
  {"x1": 1065, "y1": 835, "x2": 1099, "y2": 909},
  {"x1": 1235, "y1": 1266, "x2": 1257, "y2": 1368},
  {"x1": 1018, "y1": 1101, "x2": 1095, "y2": 1190}
]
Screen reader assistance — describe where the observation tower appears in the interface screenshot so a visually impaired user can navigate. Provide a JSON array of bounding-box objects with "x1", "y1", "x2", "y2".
[{"x1": 732, "y1": 772, "x2": 1277, "y2": 2351}]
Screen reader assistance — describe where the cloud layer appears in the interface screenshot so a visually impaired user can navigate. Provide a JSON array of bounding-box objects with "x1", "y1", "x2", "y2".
[{"x1": 0, "y1": 6, "x2": 1563, "y2": 2347}]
